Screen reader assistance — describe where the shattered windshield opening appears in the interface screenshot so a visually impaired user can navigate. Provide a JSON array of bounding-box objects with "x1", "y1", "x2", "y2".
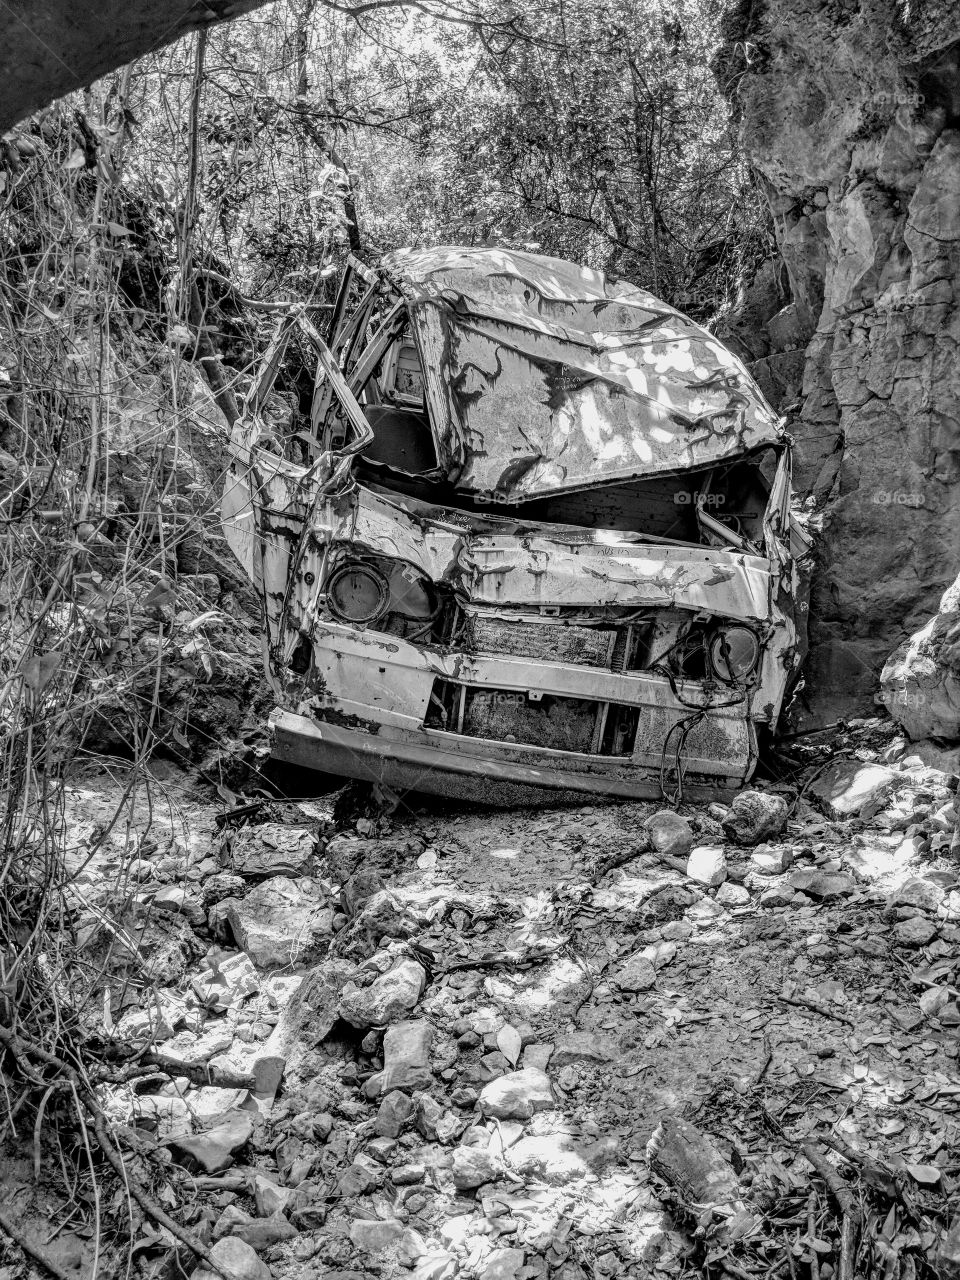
[{"x1": 355, "y1": 442, "x2": 780, "y2": 552}]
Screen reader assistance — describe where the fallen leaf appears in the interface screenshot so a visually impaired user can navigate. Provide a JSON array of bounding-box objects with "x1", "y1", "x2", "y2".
[
  {"x1": 878, "y1": 1118, "x2": 905, "y2": 1136},
  {"x1": 497, "y1": 1023, "x2": 522, "y2": 1066},
  {"x1": 906, "y1": 1164, "x2": 941, "y2": 1185},
  {"x1": 22, "y1": 651, "x2": 60, "y2": 694},
  {"x1": 142, "y1": 578, "x2": 175, "y2": 609}
]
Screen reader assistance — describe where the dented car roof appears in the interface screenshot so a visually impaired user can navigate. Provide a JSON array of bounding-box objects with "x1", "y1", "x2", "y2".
[{"x1": 380, "y1": 246, "x2": 784, "y2": 499}]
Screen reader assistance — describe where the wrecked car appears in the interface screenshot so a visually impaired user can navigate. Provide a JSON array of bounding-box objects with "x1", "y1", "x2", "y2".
[{"x1": 223, "y1": 247, "x2": 809, "y2": 804}]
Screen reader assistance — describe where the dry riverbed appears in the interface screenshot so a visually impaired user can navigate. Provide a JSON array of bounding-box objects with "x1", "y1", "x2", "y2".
[{"x1": 4, "y1": 718, "x2": 960, "y2": 1280}]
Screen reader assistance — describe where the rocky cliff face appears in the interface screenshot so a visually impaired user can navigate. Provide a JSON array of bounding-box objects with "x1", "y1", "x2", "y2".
[{"x1": 719, "y1": 0, "x2": 960, "y2": 726}]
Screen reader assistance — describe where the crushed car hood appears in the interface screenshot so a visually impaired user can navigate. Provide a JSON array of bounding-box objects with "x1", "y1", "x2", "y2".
[{"x1": 381, "y1": 246, "x2": 784, "y2": 499}]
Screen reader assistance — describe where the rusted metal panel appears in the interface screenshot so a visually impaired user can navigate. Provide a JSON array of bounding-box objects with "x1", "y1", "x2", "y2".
[{"x1": 382, "y1": 247, "x2": 783, "y2": 499}]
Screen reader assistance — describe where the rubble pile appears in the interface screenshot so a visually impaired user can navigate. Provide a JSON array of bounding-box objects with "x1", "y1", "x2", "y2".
[{"x1": 19, "y1": 716, "x2": 960, "y2": 1278}]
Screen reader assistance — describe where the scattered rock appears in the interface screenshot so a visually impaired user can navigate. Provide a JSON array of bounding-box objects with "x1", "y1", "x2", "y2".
[
  {"x1": 192, "y1": 951, "x2": 259, "y2": 1011},
  {"x1": 253, "y1": 1173, "x2": 293, "y2": 1218},
  {"x1": 231, "y1": 824, "x2": 315, "y2": 878},
  {"x1": 759, "y1": 886, "x2": 795, "y2": 908},
  {"x1": 335, "y1": 1158, "x2": 381, "y2": 1197},
  {"x1": 202, "y1": 873, "x2": 247, "y2": 909},
  {"x1": 153, "y1": 886, "x2": 202, "y2": 922},
  {"x1": 479, "y1": 1247, "x2": 526, "y2": 1280},
  {"x1": 452, "y1": 1145, "x2": 499, "y2": 1189},
  {"x1": 375, "y1": 1090, "x2": 416, "y2": 1138},
  {"x1": 350, "y1": 1218, "x2": 405, "y2": 1255},
  {"x1": 237, "y1": 1214, "x2": 299, "y2": 1250},
  {"x1": 750, "y1": 843, "x2": 794, "y2": 875},
  {"x1": 612, "y1": 953, "x2": 657, "y2": 992},
  {"x1": 213, "y1": 1205, "x2": 254, "y2": 1240},
  {"x1": 479, "y1": 1068, "x2": 554, "y2": 1121},
  {"x1": 645, "y1": 810, "x2": 695, "y2": 858},
  {"x1": 191, "y1": 1237, "x2": 272, "y2": 1280},
  {"x1": 115, "y1": 1007, "x2": 174, "y2": 1042},
  {"x1": 370, "y1": 1019, "x2": 434, "y2": 1095},
  {"x1": 788, "y1": 870, "x2": 855, "y2": 900},
  {"x1": 218, "y1": 878, "x2": 334, "y2": 968},
  {"x1": 167, "y1": 1112, "x2": 254, "y2": 1175},
  {"x1": 893, "y1": 917, "x2": 938, "y2": 946},
  {"x1": 715, "y1": 881, "x2": 750, "y2": 907},
  {"x1": 891, "y1": 1005, "x2": 924, "y2": 1033},
  {"x1": 661, "y1": 920, "x2": 693, "y2": 941},
  {"x1": 722, "y1": 791, "x2": 789, "y2": 844},
  {"x1": 415, "y1": 1094, "x2": 447, "y2": 1140},
  {"x1": 686, "y1": 845, "x2": 727, "y2": 887},
  {"x1": 340, "y1": 958, "x2": 427, "y2": 1028},
  {"x1": 809, "y1": 761, "x2": 899, "y2": 820},
  {"x1": 887, "y1": 877, "x2": 945, "y2": 912}
]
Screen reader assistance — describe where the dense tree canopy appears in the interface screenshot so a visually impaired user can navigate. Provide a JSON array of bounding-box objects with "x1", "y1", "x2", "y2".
[{"x1": 83, "y1": 0, "x2": 766, "y2": 327}]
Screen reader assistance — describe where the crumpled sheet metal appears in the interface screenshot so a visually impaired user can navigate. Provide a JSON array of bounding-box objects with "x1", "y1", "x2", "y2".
[
  {"x1": 381, "y1": 246, "x2": 783, "y2": 498},
  {"x1": 298, "y1": 487, "x2": 776, "y2": 625}
]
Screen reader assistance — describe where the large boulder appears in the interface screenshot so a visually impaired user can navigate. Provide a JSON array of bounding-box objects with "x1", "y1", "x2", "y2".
[
  {"x1": 215, "y1": 878, "x2": 334, "y2": 969},
  {"x1": 722, "y1": 791, "x2": 789, "y2": 844},
  {"x1": 339, "y1": 958, "x2": 427, "y2": 1029},
  {"x1": 880, "y1": 573, "x2": 960, "y2": 741},
  {"x1": 809, "y1": 760, "x2": 899, "y2": 819}
]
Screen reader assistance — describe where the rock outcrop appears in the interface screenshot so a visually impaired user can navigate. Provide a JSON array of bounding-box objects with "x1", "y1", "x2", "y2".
[
  {"x1": 0, "y1": 2, "x2": 274, "y2": 132},
  {"x1": 880, "y1": 570, "x2": 960, "y2": 740},
  {"x1": 720, "y1": 0, "x2": 960, "y2": 723}
]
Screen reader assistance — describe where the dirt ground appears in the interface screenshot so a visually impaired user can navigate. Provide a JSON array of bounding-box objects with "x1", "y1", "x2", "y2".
[{"x1": 3, "y1": 720, "x2": 960, "y2": 1280}]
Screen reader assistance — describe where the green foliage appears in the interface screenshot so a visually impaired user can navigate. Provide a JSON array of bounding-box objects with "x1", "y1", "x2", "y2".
[
  {"x1": 338, "y1": 0, "x2": 766, "y2": 318},
  {"x1": 105, "y1": 0, "x2": 764, "y2": 323}
]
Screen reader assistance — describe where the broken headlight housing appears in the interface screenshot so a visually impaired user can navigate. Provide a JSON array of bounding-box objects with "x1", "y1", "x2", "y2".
[
  {"x1": 707, "y1": 625, "x2": 760, "y2": 684},
  {"x1": 324, "y1": 556, "x2": 440, "y2": 639},
  {"x1": 326, "y1": 561, "x2": 391, "y2": 625}
]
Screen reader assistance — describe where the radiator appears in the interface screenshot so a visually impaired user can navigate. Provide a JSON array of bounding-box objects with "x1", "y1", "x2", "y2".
[{"x1": 467, "y1": 616, "x2": 618, "y2": 668}]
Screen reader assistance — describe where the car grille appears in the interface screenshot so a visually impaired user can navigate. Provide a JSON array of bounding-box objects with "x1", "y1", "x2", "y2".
[{"x1": 466, "y1": 616, "x2": 619, "y2": 669}]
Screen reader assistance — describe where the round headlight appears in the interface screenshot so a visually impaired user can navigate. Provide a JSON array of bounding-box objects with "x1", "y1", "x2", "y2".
[
  {"x1": 326, "y1": 562, "x2": 390, "y2": 625},
  {"x1": 708, "y1": 625, "x2": 760, "y2": 683}
]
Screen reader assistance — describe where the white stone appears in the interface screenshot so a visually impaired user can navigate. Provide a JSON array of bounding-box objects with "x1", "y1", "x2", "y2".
[
  {"x1": 686, "y1": 845, "x2": 727, "y2": 887},
  {"x1": 716, "y1": 881, "x2": 750, "y2": 907},
  {"x1": 750, "y1": 843, "x2": 794, "y2": 875},
  {"x1": 190, "y1": 1236, "x2": 272, "y2": 1280},
  {"x1": 340, "y1": 959, "x2": 427, "y2": 1029},
  {"x1": 479, "y1": 1068, "x2": 554, "y2": 1121}
]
